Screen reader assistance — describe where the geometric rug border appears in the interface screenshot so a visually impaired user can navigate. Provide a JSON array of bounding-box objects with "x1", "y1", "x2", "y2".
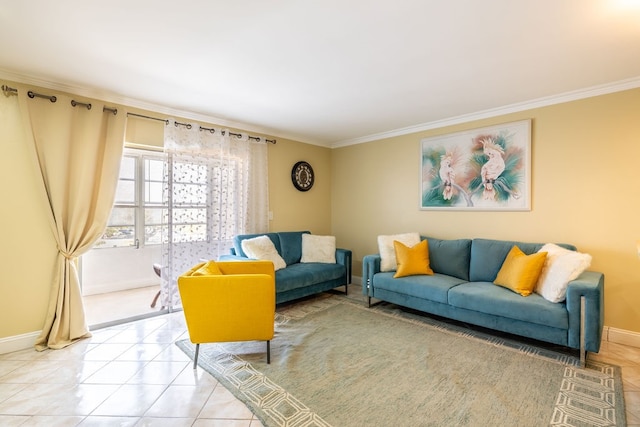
[
  {"x1": 176, "y1": 293, "x2": 626, "y2": 427},
  {"x1": 176, "y1": 338, "x2": 328, "y2": 427}
]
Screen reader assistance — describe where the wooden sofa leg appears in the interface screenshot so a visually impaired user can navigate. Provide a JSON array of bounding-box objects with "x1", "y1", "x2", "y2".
[
  {"x1": 267, "y1": 340, "x2": 271, "y2": 364},
  {"x1": 194, "y1": 343, "x2": 200, "y2": 370},
  {"x1": 150, "y1": 290, "x2": 161, "y2": 308}
]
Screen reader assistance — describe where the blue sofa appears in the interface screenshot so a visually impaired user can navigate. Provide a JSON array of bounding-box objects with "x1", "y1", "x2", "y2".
[
  {"x1": 222, "y1": 231, "x2": 352, "y2": 304},
  {"x1": 362, "y1": 237, "x2": 604, "y2": 362}
]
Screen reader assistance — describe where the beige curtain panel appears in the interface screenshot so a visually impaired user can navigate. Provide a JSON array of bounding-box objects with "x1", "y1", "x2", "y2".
[{"x1": 18, "y1": 90, "x2": 125, "y2": 350}]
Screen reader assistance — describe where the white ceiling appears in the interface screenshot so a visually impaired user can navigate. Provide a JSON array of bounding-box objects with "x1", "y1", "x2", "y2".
[{"x1": 1, "y1": 1, "x2": 640, "y2": 147}]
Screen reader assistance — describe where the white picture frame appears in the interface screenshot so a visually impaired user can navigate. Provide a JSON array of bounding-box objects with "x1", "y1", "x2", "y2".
[{"x1": 420, "y1": 119, "x2": 531, "y2": 211}]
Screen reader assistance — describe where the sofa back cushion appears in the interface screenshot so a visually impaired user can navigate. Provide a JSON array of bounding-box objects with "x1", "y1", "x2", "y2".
[
  {"x1": 234, "y1": 233, "x2": 281, "y2": 259},
  {"x1": 423, "y1": 237, "x2": 472, "y2": 281},
  {"x1": 234, "y1": 231, "x2": 313, "y2": 266},
  {"x1": 278, "y1": 231, "x2": 311, "y2": 265},
  {"x1": 469, "y1": 238, "x2": 576, "y2": 282}
]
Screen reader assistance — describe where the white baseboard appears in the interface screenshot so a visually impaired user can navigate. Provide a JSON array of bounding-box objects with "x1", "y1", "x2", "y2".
[
  {"x1": 0, "y1": 331, "x2": 39, "y2": 355},
  {"x1": 603, "y1": 326, "x2": 640, "y2": 349},
  {"x1": 82, "y1": 280, "x2": 158, "y2": 297},
  {"x1": 354, "y1": 274, "x2": 640, "y2": 350},
  {"x1": 2, "y1": 292, "x2": 638, "y2": 356}
]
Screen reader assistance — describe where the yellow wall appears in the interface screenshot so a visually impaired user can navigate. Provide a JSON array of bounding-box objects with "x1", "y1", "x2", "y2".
[
  {"x1": 0, "y1": 82, "x2": 332, "y2": 341},
  {"x1": 332, "y1": 88, "x2": 640, "y2": 333},
  {"x1": 2, "y1": 78, "x2": 639, "y2": 341},
  {"x1": 0, "y1": 86, "x2": 57, "y2": 339},
  {"x1": 267, "y1": 138, "x2": 333, "y2": 235}
]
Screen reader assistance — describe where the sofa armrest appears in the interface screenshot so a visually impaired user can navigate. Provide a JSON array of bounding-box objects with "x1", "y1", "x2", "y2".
[
  {"x1": 565, "y1": 271, "x2": 604, "y2": 353},
  {"x1": 336, "y1": 248, "x2": 352, "y2": 284},
  {"x1": 216, "y1": 260, "x2": 275, "y2": 277},
  {"x1": 362, "y1": 254, "x2": 382, "y2": 296}
]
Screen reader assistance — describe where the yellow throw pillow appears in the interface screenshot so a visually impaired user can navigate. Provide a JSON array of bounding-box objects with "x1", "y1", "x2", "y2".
[
  {"x1": 494, "y1": 246, "x2": 547, "y2": 296},
  {"x1": 193, "y1": 261, "x2": 223, "y2": 276},
  {"x1": 393, "y1": 239, "x2": 434, "y2": 278},
  {"x1": 378, "y1": 232, "x2": 421, "y2": 272}
]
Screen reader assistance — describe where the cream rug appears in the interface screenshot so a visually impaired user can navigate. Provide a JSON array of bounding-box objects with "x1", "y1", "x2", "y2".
[{"x1": 176, "y1": 294, "x2": 625, "y2": 427}]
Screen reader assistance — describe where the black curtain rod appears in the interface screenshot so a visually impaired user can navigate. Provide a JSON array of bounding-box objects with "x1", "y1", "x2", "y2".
[
  {"x1": 127, "y1": 112, "x2": 276, "y2": 144},
  {"x1": 2, "y1": 84, "x2": 57, "y2": 102},
  {"x1": 71, "y1": 99, "x2": 91, "y2": 110},
  {"x1": 1, "y1": 84, "x2": 17, "y2": 95},
  {"x1": 228, "y1": 131, "x2": 277, "y2": 145},
  {"x1": 127, "y1": 112, "x2": 169, "y2": 124},
  {"x1": 28, "y1": 90, "x2": 57, "y2": 103},
  {"x1": 0, "y1": 87, "x2": 272, "y2": 143},
  {"x1": 2, "y1": 84, "x2": 118, "y2": 114}
]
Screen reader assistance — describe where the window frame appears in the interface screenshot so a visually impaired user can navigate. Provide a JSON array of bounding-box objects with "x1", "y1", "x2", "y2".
[
  {"x1": 96, "y1": 146, "x2": 243, "y2": 249},
  {"x1": 96, "y1": 148, "x2": 168, "y2": 248}
]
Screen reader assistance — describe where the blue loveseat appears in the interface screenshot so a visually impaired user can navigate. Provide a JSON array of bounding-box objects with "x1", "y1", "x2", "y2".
[
  {"x1": 222, "y1": 231, "x2": 352, "y2": 304},
  {"x1": 362, "y1": 237, "x2": 604, "y2": 363}
]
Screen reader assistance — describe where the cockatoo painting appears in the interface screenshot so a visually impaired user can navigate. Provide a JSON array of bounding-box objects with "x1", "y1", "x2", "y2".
[
  {"x1": 438, "y1": 153, "x2": 456, "y2": 200},
  {"x1": 421, "y1": 121, "x2": 528, "y2": 209},
  {"x1": 479, "y1": 137, "x2": 505, "y2": 200}
]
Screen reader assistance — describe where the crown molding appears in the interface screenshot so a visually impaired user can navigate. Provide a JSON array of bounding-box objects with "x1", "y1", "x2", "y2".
[
  {"x1": 4, "y1": 68, "x2": 639, "y2": 150},
  {"x1": 0, "y1": 68, "x2": 325, "y2": 147},
  {"x1": 330, "y1": 76, "x2": 640, "y2": 148}
]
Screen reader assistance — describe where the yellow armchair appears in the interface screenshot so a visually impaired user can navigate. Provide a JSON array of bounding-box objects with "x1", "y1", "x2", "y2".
[{"x1": 177, "y1": 260, "x2": 276, "y2": 369}]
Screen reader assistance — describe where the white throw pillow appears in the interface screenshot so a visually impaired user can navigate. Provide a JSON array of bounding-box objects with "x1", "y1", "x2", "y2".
[
  {"x1": 301, "y1": 234, "x2": 336, "y2": 263},
  {"x1": 535, "y1": 243, "x2": 592, "y2": 303},
  {"x1": 241, "y1": 235, "x2": 287, "y2": 271},
  {"x1": 377, "y1": 232, "x2": 421, "y2": 272}
]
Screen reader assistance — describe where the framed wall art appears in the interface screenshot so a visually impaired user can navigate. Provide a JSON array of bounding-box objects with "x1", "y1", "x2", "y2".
[{"x1": 421, "y1": 119, "x2": 531, "y2": 211}]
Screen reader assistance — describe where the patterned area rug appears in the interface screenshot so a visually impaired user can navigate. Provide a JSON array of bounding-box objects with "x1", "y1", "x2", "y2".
[{"x1": 176, "y1": 294, "x2": 626, "y2": 427}]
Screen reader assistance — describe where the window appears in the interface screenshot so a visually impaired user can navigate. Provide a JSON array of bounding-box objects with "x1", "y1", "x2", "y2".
[
  {"x1": 143, "y1": 157, "x2": 166, "y2": 245},
  {"x1": 96, "y1": 148, "x2": 226, "y2": 248},
  {"x1": 167, "y1": 160, "x2": 209, "y2": 243},
  {"x1": 96, "y1": 154, "x2": 137, "y2": 248},
  {"x1": 96, "y1": 148, "x2": 168, "y2": 248}
]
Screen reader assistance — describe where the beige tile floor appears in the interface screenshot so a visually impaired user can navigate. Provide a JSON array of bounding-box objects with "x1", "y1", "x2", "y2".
[
  {"x1": 0, "y1": 311, "x2": 263, "y2": 426},
  {"x1": 590, "y1": 340, "x2": 640, "y2": 425},
  {"x1": 83, "y1": 286, "x2": 163, "y2": 327},
  {"x1": 0, "y1": 292, "x2": 639, "y2": 426}
]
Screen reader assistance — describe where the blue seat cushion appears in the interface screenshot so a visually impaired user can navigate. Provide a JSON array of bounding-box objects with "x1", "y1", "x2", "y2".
[
  {"x1": 447, "y1": 282, "x2": 568, "y2": 329},
  {"x1": 373, "y1": 272, "x2": 467, "y2": 304},
  {"x1": 275, "y1": 262, "x2": 345, "y2": 293}
]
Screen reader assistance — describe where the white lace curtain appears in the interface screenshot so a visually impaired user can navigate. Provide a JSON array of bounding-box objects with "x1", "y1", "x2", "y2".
[{"x1": 161, "y1": 120, "x2": 269, "y2": 308}]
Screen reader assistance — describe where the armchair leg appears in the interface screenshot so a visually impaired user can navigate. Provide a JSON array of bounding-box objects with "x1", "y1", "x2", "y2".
[
  {"x1": 267, "y1": 340, "x2": 271, "y2": 364},
  {"x1": 193, "y1": 343, "x2": 200, "y2": 370}
]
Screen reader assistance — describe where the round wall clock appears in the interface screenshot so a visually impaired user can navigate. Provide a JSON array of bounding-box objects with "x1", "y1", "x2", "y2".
[{"x1": 291, "y1": 161, "x2": 314, "y2": 192}]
